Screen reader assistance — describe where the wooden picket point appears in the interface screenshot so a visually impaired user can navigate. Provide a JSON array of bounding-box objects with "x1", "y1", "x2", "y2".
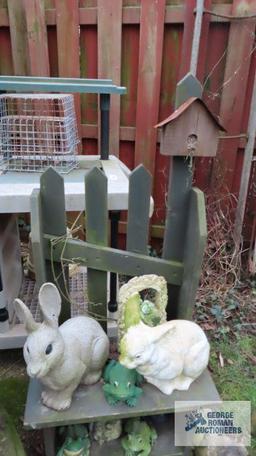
[
  {"x1": 127, "y1": 165, "x2": 152, "y2": 254},
  {"x1": 85, "y1": 167, "x2": 108, "y2": 331}
]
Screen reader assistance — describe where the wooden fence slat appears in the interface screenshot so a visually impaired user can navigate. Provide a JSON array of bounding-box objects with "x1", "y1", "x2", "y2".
[
  {"x1": 0, "y1": 21, "x2": 13, "y2": 75},
  {"x1": 178, "y1": 0, "x2": 196, "y2": 80},
  {"x1": 85, "y1": 167, "x2": 108, "y2": 331},
  {"x1": 43, "y1": 235, "x2": 184, "y2": 286},
  {"x1": 40, "y1": 167, "x2": 70, "y2": 323},
  {"x1": 98, "y1": 0, "x2": 122, "y2": 156},
  {"x1": 178, "y1": 188, "x2": 207, "y2": 320},
  {"x1": 134, "y1": 0, "x2": 165, "y2": 175},
  {"x1": 23, "y1": 0, "x2": 50, "y2": 76},
  {"x1": 30, "y1": 189, "x2": 47, "y2": 287},
  {"x1": 192, "y1": 0, "x2": 212, "y2": 191},
  {"x1": 163, "y1": 158, "x2": 193, "y2": 262},
  {"x1": 196, "y1": 0, "x2": 211, "y2": 83},
  {"x1": 212, "y1": 0, "x2": 256, "y2": 194},
  {"x1": 127, "y1": 165, "x2": 152, "y2": 254},
  {"x1": 56, "y1": 0, "x2": 81, "y2": 144},
  {"x1": 7, "y1": 0, "x2": 28, "y2": 75}
]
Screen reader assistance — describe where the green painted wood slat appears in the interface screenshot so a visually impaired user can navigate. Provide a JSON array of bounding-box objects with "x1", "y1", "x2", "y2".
[
  {"x1": 127, "y1": 164, "x2": 152, "y2": 254},
  {"x1": 0, "y1": 75, "x2": 113, "y2": 84},
  {"x1": 40, "y1": 168, "x2": 70, "y2": 323},
  {"x1": 43, "y1": 235, "x2": 183, "y2": 286},
  {"x1": 85, "y1": 167, "x2": 108, "y2": 331},
  {"x1": 161, "y1": 74, "x2": 203, "y2": 319},
  {"x1": 0, "y1": 79, "x2": 126, "y2": 94},
  {"x1": 24, "y1": 369, "x2": 219, "y2": 429},
  {"x1": 30, "y1": 189, "x2": 47, "y2": 287},
  {"x1": 178, "y1": 187, "x2": 207, "y2": 320}
]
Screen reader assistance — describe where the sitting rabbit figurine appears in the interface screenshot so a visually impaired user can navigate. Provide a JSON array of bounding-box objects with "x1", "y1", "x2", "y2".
[
  {"x1": 119, "y1": 319, "x2": 210, "y2": 395},
  {"x1": 14, "y1": 282, "x2": 109, "y2": 411}
]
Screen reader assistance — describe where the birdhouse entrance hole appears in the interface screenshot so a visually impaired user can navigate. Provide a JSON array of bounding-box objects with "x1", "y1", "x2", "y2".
[{"x1": 186, "y1": 134, "x2": 198, "y2": 154}]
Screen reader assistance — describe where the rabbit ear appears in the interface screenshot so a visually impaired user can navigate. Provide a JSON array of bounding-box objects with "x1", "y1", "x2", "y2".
[
  {"x1": 14, "y1": 298, "x2": 39, "y2": 333},
  {"x1": 38, "y1": 282, "x2": 61, "y2": 328},
  {"x1": 149, "y1": 322, "x2": 176, "y2": 344}
]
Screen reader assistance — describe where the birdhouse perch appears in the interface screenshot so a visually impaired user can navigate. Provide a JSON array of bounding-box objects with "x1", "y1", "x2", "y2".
[{"x1": 155, "y1": 97, "x2": 225, "y2": 157}]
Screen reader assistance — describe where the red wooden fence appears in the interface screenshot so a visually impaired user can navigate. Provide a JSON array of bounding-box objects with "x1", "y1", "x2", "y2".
[{"x1": 0, "y1": 0, "x2": 255, "y2": 242}]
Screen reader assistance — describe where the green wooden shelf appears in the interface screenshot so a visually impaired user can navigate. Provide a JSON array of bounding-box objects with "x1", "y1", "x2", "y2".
[
  {"x1": 0, "y1": 75, "x2": 126, "y2": 94},
  {"x1": 89, "y1": 415, "x2": 183, "y2": 456},
  {"x1": 24, "y1": 369, "x2": 219, "y2": 430}
]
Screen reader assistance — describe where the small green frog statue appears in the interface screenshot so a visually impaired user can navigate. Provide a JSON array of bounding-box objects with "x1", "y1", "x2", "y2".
[
  {"x1": 121, "y1": 418, "x2": 157, "y2": 456},
  {"x1": 140, "y1": 299, "x2": 161, "y2": 327},
  {"x1": 102, "y1": 360, "x2": 143, "y2": 407},
  {"x1": 56, "y1": 424, "x2": 90, "y2": 456}
]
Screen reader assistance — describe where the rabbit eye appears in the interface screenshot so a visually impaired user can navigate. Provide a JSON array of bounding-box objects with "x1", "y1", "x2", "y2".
[
  {"x1": 27, "y1": 346, "x2": 30, "y2": 353},
  {"x1": 135, "y1": 354, "x2": 141, "y2": 359},
  {"x1": 45, "y1": 344, "x2": 53, "y2": 355}
]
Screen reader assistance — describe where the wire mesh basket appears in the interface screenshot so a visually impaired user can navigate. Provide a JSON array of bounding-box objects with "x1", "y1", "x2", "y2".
[{"x1": 0, "y1": 93, "x2": 79, "y2": 173}]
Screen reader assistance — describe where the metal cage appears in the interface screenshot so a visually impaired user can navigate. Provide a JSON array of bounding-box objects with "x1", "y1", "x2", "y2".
[{"x1": 0, "y1": 93, "x2": 79, "y2": 173}]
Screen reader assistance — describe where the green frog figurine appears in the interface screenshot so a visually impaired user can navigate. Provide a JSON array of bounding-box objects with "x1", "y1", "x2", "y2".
[
  {"x1": 121, "y1": 419, "x2": 157, "y2": 456},
  {"x1": 56, "y1": 424, "x2": 90, "y2": 456},
  {"x1": 102, "y1": 360, "x2": 143, "y2": 407},
  {"x1": 140, "y1": 299, "x2": 161, "y2": 327}
]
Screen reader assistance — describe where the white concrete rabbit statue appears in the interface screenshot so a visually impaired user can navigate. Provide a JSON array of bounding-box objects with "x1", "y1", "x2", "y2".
[
  {"x1": 14, "y1": 282, "x2": 109, "y2": 411},
  {"x1": 119, "y1": 319, "x2": 210, "y2": 395}
]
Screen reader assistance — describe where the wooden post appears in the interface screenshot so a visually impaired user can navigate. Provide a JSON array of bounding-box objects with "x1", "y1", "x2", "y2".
[
  {"x1": 163, "y1": 75, "x2": 201, "y2": 318},
  {"x1": 43, "y1": 428, "x2": 55, "y2": 456},
  {"x1": 162, "y1": 0, "x2": 206, "y2": 318}
]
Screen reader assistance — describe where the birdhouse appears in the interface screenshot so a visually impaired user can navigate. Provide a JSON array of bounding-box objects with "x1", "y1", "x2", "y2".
[{"x1": 155, "y1": 97, "x2": 225, "y2": 157}]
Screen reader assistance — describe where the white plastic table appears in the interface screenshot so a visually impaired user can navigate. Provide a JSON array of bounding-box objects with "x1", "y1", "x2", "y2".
[{"x1": 0, "y1": 155, "x2": 144, "y2": 349}]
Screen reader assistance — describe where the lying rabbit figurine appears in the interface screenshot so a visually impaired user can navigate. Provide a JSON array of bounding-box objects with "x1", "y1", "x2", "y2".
[
  {"x1": 119, "y1": 319, "x2": 210, "y2": 395},
  {"x1": 14, "y1": 282, "x2": 109, "y2": 411}
]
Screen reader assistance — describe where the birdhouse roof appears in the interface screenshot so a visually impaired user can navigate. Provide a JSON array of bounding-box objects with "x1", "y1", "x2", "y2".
[{"x1": 155, "y1": 97, "x2": 225, "y2": 131}]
